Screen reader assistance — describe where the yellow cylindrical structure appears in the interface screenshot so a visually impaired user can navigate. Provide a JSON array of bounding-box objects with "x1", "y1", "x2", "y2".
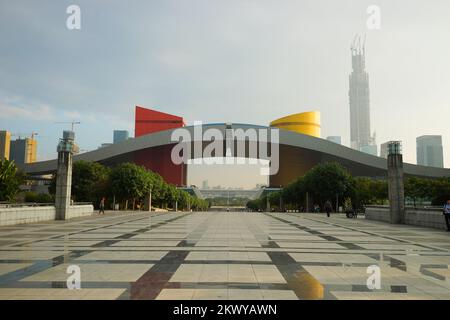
[{"x1": 270, "y1": 111, "x2": 321, "y2": 138}]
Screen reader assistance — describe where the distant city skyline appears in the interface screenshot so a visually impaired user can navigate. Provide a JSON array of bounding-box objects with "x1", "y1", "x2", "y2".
[
  {"x1": 1, "y1": 1, "x2": 449, "y2": 187},
  {"x1": 188, "y1": 159, "x2": 269, "y2": 189}
]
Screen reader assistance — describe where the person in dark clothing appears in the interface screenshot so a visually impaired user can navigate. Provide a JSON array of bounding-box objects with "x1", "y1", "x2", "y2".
[
  {"x1": 99, "y1": 197, "x2": 106, "y2": 215},
  {"x1": 443, "y1": 200, "x2": 450, "y2": 231},
  {"x1": 324, "y1": 200, "x2": 333, "y2": 218}
]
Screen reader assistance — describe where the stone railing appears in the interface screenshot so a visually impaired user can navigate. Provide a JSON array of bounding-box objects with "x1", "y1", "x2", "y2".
[
  {"x1": 0, "y1": 204, "x2": 94, "y2": 226},
  {"x1": 364, "y1": 205, "x2": 391, "y2": 223},
  {"x1": 365, "y1": 205, "x2": 447, "y2": 230}
]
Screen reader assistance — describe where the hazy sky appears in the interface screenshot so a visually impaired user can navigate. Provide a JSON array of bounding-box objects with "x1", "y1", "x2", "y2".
[{"x1": 1, "y1": 0, "x2": 449, "y2": 188}]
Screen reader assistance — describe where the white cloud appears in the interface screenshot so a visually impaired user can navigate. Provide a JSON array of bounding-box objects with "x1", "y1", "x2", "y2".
[
  {"x1": 154, "y1": 50, "x2": 197, "y2": 70},
  {"x1": 63, "y1": 110, "x2": 82, "y2": 119},
  {"x1": 0, "y1": 101, "x2": 55, "y2": 121}
]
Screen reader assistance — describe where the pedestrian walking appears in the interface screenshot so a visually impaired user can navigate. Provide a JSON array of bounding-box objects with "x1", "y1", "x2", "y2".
[
  {"x1": 324, "y1": 200, "x2": 333, "y2": 218},
  {"x1": 443, "y1": 200, "x2": 450, "y2": 231},
  {"x1": 99, "y1": 197, "x2": 106, "y2": 215}
]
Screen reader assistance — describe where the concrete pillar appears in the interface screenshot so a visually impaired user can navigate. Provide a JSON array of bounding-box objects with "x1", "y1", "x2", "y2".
[
  {"x1": 55, "y1": 131, "x2": 77, "y2": 220},
  {"x1": 387, "y1": 141, "x2": 405, "y2": 224}
]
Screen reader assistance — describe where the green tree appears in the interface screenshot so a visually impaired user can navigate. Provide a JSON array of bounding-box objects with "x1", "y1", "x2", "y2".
[
  {"x1": 148, "y1": 172, "x2": 164, "y2": 201},
  {"x1": 281, "y1": 177, "x2": 306, "y2": 210},
  {"x1": 0, "y1": 159, "x2": 24, "y2": 202},
  {"x1": 158, "y1": 183, "x2": 177, "y2": 209},
  {"x1": 177, "y1": 190, "x2": 191, "y2": 210},
  {"x1": 405, "y1": 177, "x2": 431, "y2": 207},
  {"x1": 268, "y1": 191, "x2": 282, "y2": 211},
  {"x1": 350, "y1": 177, "x2": 373, "y2": 209},
  {"x1": 246, "y1": 199, "x2": 260, "y2": 211},
  {"x1": 24, "y1": 192, "x2": 54, "y2": 203},
  {"x1": 71, "y1": 161, "x2": 110, "y2": 207},
  {"x1": 430, "y1": 177, "x2": 450, "y2": 206},
  {"x1": 48, "y1": 174, "x2": 56, "y2": 195},
  {"x1": 48, "y1": 160, "x2": 210, "y2": 212},
  {"x1": 110, "y1": 163, "x2": 153, "y2": 210},
  {"x1": 189, "y1": 196, "x2": 209, "y2": 211},
  {"x1": 372, "y1": 179, "x2": 388, "y2": 204},
  {"x1": 302, "y1": 162, "x2": 353, "y2": 208}
]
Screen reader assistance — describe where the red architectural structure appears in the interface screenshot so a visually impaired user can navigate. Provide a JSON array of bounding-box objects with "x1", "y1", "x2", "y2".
[
  {"x1": 135, "y1": 106, "x2": 185, "y2": 137},
  {"x1": 134, "y1": 106, "x2": 187, "y2": 186}
]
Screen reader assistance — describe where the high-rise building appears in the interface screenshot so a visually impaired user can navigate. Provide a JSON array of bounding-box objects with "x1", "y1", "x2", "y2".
[
  {"x1": 10, "y1": 137, "x2": 37, "y2": 164},
  {"x1": 360, "y1": 144, "x2": 378, "y2": 157},
  {"x1": 202, "y1": 180, "x2": 209, "y2": 189},
  {"x1": 0, "y1": 130, "x2": 11, "y2": 161},
  {"x1": 380, "y1": 142, "x2": 390, "y2": 159},
  {"x1": 416, "y1": 135, "x2": 444, "y2": 168},
  {"x1": 98, "y1": 143, "x2": 113, "y2": 149},
  {"x1": 327, "y1": 136, "x2": 342, "y2": 145},
  {"x1": 349, "y1": 36, "x2": 376, "y2": 153},
  {"x1": 113, "y1": 130, "x2": 129, "y2": 143}
]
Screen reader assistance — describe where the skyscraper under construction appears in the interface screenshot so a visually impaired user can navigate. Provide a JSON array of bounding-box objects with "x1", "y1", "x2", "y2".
[
  {"x1": 10, "y1": 137, "x2": 37, "y2": 164},
  {"x1": 349, "y1": 36, "x2": 376, "y2": 155}
]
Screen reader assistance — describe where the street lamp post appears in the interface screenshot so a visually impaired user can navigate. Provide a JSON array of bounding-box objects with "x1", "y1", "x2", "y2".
[{"x1": 148, "y1": 189, "x2": 152, "y2": 212}]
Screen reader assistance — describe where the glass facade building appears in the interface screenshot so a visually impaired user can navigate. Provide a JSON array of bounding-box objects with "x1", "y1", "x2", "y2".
[
  {"x1": 113, "y1": 130, "x2": 129, "y2": 143},
  {"x1": 417, "y1": 135, "x2": 444, "y2": 168}
]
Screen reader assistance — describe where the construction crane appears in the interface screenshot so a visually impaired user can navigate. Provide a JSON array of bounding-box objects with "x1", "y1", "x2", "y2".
[
  {"x1": 11, "y1": 132, "x2": 38, "y2": 140},
  {"x1": 54, "y1": 121, "x2": 81, "y2": 131}
]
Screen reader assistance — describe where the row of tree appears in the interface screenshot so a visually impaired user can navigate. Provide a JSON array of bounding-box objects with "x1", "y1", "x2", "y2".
[
  {"x1": 2, "y1": 158, "x2": 448, "y2": 211},
  {"x1": 0, "y1": 158, "x2": 209, "y2": 211},
  {"x1": 49, "y1": 161, "x2": 209, "y2": 211},
  {"x1": 247, "y1": 162, "x2": 450, "y2": 212},
  {"x1": 405, "y1": 176, "x2": 450, "y2": 206}
]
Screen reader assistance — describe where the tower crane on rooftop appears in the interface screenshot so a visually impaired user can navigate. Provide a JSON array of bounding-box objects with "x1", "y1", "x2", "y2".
[
  {"x1": 54, "y1": 121, "x2": 81, "y2": 131},
  {"x1": 11, "y1": 132, "x2": 38, "y2": 140}
]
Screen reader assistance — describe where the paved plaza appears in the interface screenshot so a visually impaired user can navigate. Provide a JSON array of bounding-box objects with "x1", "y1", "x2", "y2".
[{"x1": 0, "y1": 211, "x2": 450, "y2": 300}]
